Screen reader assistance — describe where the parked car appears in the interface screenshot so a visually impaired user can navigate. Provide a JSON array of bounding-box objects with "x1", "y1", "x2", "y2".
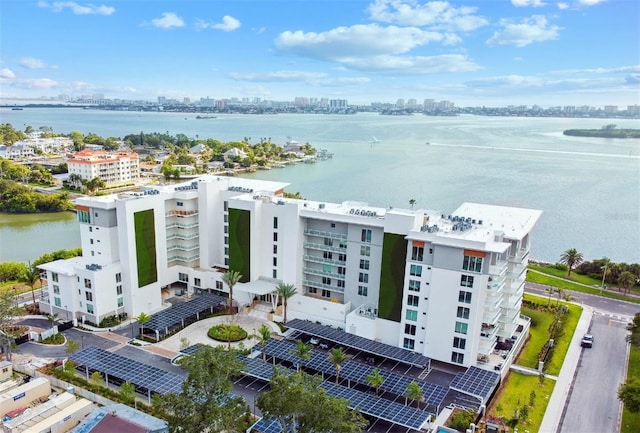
[{"x1": 581, "y1": 333, "x2": 594, "y2": 348}]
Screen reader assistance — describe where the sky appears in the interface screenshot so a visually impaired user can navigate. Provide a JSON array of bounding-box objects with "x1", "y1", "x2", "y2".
[{"x1": 1, "y1": 0, "x2": 639, "y2": 107}]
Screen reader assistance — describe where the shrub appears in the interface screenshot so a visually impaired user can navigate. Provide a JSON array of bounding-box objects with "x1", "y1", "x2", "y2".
[{"x1": 207, "y1": 324, "x2": 247, "y2": 342}]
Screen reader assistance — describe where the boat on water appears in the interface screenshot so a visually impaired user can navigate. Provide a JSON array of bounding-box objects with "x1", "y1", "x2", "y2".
[
  {"x1": 11, "y1": 107, "x2": 24, "y2": 110},
  {"x1": 196, "y1": 115, "x2": 216, "y2": 119}
]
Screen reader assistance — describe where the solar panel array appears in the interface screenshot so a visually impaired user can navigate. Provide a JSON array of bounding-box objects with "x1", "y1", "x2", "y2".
[
  {"x1": 145, "y1": 293, "x2": 227, "y2": 334},
  {"x1": 286, "y1": 319, "x2": 430, "y2": 368},
  {"x1": 180, "y1": 343, "x2": 205, "y2": 355},
  {"x1": 250, "y1": 418, "x2": 282, "y2": 433},
  {"x1": 70, "y1": 346, "x2": 185, "y2": 395},
  {"x1": 241, "y1": 356, "x2": 293, "y2": 381},
  {"x1": 450, "y1": 366, "x2": 500, "y2": 402},
  {"x1": 321, "y1": 381, "x2": 430, "y2": 430},
  {"x1": 262, "y1": 339, "x2": 447, "y2": 408}
]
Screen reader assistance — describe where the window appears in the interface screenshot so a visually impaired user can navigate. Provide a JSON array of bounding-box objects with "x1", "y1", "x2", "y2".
[
  {"x1": 224, "y1": 226, "x2": 228, "y2": 234},
  {"x1": 455, "y1": 321, "x2": 468, "y2": 334},
  {"x1": 429, "y1": 248, "x2": 433, "y2": 254},
  {"x1": 323, "y1": 251, "x2": 333, "y2": 260},
  {"x1": 53, "y1": 285, "x2": 60, "y2": 294},
  {"x1": 321, "y1": 289, "x2": 331, "y2": 298},
  {"x1": 338, "y1": 254, "x2": 346, "y2": 262},
  {"x1": 224, "y1": 247, "x2": 229, "y2": 255},
  {"x1": 273, "y1": 269, "x2": 277, "y2": 278},
  {"x1": 358, "y1": 273, "x2": 369, "y2": 283},
  {"x1": 405, "y1": 324, "x2": 416, "y2": 335},
  {"x1": 324, "y1": 238, "x2": 333, "y2": 247},
  {"x1": 52, "y1": 272, "x2": 59, "y2": 283},
  {"x1": 84, "y1": 278, "x2": 92, "y2": 289},
  {"x1": 117, "y1": 297, "x2": 124, "y2": 307},
  {"x1": 89, "y1": 226, "x2": 93, "y2": 232},
  {"x1": 194, "y1": 278, "x2": 201, "y2": 287},
  {"x1": 338, "y1": 267, "x2": 345, "y2": 275},
  {"x1": 457, "y1": 306, "x2": 470, "y2": 319},
  {"x1": 407, "y1": 295, "x2": 419, "y2": 307},
  {"x1": 411, "y1": 246, "x2": 424, "y2": 261},
  {"x1": 453, "y1": 337, "x2": 466, "y2": 350},
  {"x1": 90, "y1": 239, "x2": 94, "y2": 244},
  {"x1": 216, "y1": 281, "x2": 223, "y2": 290},
  {"x1": 460, "y1": 275, "x2": 474, "y2": 288},
  {"x1": 54, "y1": 297, "x2": 61, "y2": 307},
  {"x1": 360, "y1": 245, "x2": 371, "y2": 256},
  {"x1": 361, "y1": 229, "x2": 372, "y2": 243},
  {"x1": 115, "y1": 273, "x2": 122, "y2": 283},
  {"x1": 309, "y1": 287, "x2": 318, "y2": 294},
  {"x1": 337, "y1": 280, "x2": 345, "y2": 288},
  {"x1": 116, "y1": 285, "x2": 122, "y2": 295},
  {"x1": 224, "y1": 236, "x2": 228, "y2": 245},
  {"x1": 91, "y1": 251, "x2": 95, "y2": 256},
  {"x1": 77, "y1": 210, "x2": 91, "y2": 223},
  {"x1": 322, "y1": 277, "x2": 332, "y2": 285},
  {"x1": 458, "y1": 291, "x2": 472, "y2": 304},
  {"x1": 410, "y1": 264, "x2": 422, "y2": 277},
  {"x1": 224, "y1": 214, "x2": 228, "y2": 223},
  {"x1": 87, "y1": 304, "x2": 94, "y2": 314},
  {"x1": 403, "y1": 338, "x2": 415, "y2": 350},
  {"x1": 223, "y1": 201, "x2": 228, "y2": 211},
  {"x1": 408, "y1": 280, "x2": 421, "y2": 292},
  {"x1": 273, "y1": 257, "x2": 277, "y2": 266},
  {"x1": 451, "y1": 352, "x2": 464, "y2": 364},
  {"x1": 273, "y1": 245, "x2": 278, "y2": 254},
  {"x1": 463, "y1": 254, "x2": 483, "y2": 272},
  {"x1": 273, "y1": 232, "x2": 278, "y2": 242},
  {"x1": 358, "y1": 285, "x2": 368, "y2": 296},
  {"x1": 359, "y1": 259, "x2": 370, "y2": 270},
  {"x1": 331, "y1": 223, "x2": 336, "y2": 228},
  {"x1": 177, "y1": 201, "x2": 184, "y2": 206},
  {"x1": 339, "y1": 240, "x2": 347, "y2": 249},
  {"x1": 86, "y1": 291, "x2": 93, "y2": 301},
  {"x1": 406, "y1": 309, "x2": 418, "y2": 321},
  {"x1": 178, "y1": 273, "x2": 188, "y2": 282},
  {"x1": 273, "y1": 217, "x2": 278, "y2": 229}
]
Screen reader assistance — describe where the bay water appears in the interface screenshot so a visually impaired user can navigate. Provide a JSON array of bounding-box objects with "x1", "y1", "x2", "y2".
[{"x1": 1, "y1": 108, "x2": 638, "y2": 264}]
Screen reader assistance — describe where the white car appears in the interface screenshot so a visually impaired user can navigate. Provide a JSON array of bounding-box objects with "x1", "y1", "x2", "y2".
[{"x1": 581, "y1": 334, "x2": 594, "y2": 348}]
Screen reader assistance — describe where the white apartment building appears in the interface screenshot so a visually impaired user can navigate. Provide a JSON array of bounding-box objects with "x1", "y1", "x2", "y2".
[
  {"x1": 66, "y1": 149, "x2": 140, "y2": 185},
  {"x1": 38, "y1": 176, "x2": 540, "y2": 368}
]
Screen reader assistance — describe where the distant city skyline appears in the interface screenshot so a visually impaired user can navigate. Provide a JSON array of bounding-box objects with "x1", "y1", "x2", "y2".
[{"x1": 1, "y1": 1, "x2": 639, "y2": 107}]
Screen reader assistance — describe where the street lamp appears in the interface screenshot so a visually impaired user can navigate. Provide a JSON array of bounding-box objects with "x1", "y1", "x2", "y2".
[
  {"x1": 64, "y1": 305, "x2": 69, "y2": 321},
  {"x1": 600, "y1": 264, "x2": 608, "y2": 294}
]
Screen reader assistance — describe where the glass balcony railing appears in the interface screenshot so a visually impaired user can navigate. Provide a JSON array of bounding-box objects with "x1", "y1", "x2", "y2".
[
  {"x1": 304, "y1": 228, "x2": 347, "y2": 240},
  {"x1": 303, "y1": 255, "x2": 346, "y2": 266},
  {"x1": 304, "y1": 242, "x2": 347, "y2": 253}
]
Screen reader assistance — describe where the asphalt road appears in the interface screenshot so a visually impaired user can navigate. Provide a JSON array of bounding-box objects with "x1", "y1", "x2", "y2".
[{"x1": 559, "y1": 314, "x2": 629, "y2": 433}]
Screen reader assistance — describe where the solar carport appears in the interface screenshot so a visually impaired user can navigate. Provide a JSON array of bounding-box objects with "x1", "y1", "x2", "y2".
[{"x1": 143, "y1": 293, "x2": 228, "y2": 340}]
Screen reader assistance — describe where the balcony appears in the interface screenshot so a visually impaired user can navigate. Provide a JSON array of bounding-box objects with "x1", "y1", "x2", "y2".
[
  {"x1": 480, "y1": 322, "x2": 499, "y2": 340},
  {"x1": 167, "y1": 253, "x2": 200, "y2": 263},
  {"x1": 166, "y1": 209, "x2": 198, "y2": 218},
  {"x1": 304, "y1": 242, "x2": 347, "y2": 253},
  {"x1": 304, "y1": 228, "x2": 347, "y2": 240},
  {"x1": 303, "y1": 267, "x2": 345, "y2": 280},
  {"x1": 167, "y1": 243, "x2": 199, "y2": 252},
  {"x1": 166, "y1": 232, "x2": 199, "y2": 241},
  {"x1": 509, "y1": 247, "x2": 530, "y2": 262},
  {"x1": 166, "y1": 221, "x2": 199, "y2": 229},
  {"x1": 489, "y1": 261, "x2": 508, "y2": 278},
  {"x1": 303, "y1": 255, "x2": 346, "y2": 266},
  {"x1": 302, "y1": 279, "x2": 345, "y2": 293}
]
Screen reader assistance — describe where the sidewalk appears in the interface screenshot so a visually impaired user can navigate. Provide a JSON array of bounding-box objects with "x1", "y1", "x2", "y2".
[{"x1": 538, "y1": 307, "x2": 593, "y2": 433}]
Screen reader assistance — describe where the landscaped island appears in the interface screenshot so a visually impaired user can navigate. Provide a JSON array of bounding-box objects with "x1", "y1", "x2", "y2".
[{"x1": 563, "y1": 126, "x2": 640, "y2": 138}]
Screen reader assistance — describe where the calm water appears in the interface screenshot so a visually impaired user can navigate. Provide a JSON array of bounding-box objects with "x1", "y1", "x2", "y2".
[{"x1": 1, "y1": 108, "x2": 639, "y2": 264}]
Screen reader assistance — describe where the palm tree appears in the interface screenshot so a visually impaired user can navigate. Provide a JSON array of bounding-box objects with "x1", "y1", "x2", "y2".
[
  {"x1": 600, "y1": 257, "x2": 611, "y2": 290},
  {"x1": 21, "y1": 264, "x2": 41, "y2": 306},
  {"x1": 222, "y1": 270, "x2": 242, "y2": 315},
  {"x1": 257, "y1": 324, "x2": 274, "y2": 362},
  {"x1": 136, "y1": 312, "x2": 151, "y2": 339},
  {"x1": 409, "y1": 198, "x2": 416, "y2": 209},
  {"x1": 46, "y1": 312, "x2": 59, "y2": 329},
  {"x1": 275, "y1": 283, "x2": 297, "y2": 323},
  {"x1": 290, "y1": 340, "x2": 312, "y2": 372},
  {"x1": 618, "y1": 271, "x2": 635, "y2": 296},
  {"x1": 545, "y1": 286, "x2": 556, "y2": 306},
  {"x1": 366, "y1": 368, "x2": 385, "y2": 396},
  {"x1": 559, "y1": 248, "x2": 584, "y2": 277},
  {"x1": 68, "y1": 173, "x2": 82, "y2": 189},
  {"x1": 405, "y1": 380, "x2": 425, "y2": 409},
  {"x1": 328, "y1": 347, "x2": 348, "y2": 384},
  {"x1": 555, "y1": 287, "x2": 565, "y2": 306}
]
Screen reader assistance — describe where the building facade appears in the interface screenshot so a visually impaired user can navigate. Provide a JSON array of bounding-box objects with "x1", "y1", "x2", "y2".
[
  {"x1": 66, "y1": 149, "x2": 140, "y2": 185},
  {"x1": 38, "y1": 176, "x2": 540, "y2": 367}
]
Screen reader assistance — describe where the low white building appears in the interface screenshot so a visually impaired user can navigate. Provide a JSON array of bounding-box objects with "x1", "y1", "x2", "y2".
[
  {"x1": 66, "y1": 149, "x2": 140, "y2": 185},
  {"x1": 39, "y1": 175, "x2": 541, "y2": 367}
]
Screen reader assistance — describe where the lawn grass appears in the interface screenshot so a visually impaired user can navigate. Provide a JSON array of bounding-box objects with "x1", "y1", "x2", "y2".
[
  {"x1": 518, "y1": 294, "x2": 582, "y2": 376},
  {"x1": 527, "y1": 269, "x2": 640, "y2": 304},
  {"x1": 487, "y1": 372, "x2": 555, "y2": 432},
  {"x1": 529, "y1": 264, "x2": 602, "y2": 286},
  {"x1": 621, "y1": 345, "x2": 640, "y2": 433}
]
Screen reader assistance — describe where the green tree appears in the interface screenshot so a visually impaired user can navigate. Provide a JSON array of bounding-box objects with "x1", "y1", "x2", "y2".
[
  {"x1": 627, "y1": 313, "x2": 640, "y2": 348},
  {"x1": 136, "y1": 312, "x2": 151, "y2": 339},
  {"x1": 66, "y1": 339, "x2": 80, "y2": 354},
  {"x1": 618, "y1": 378, "x2": 640, "y2": 413},
  {"x1": 91, "y1": 371, "x2": 103, "y2": 387},
  {"x1": 21, "y1": 263, "x2": 41, "y2": 306},
  {"x1": 366, "y1": 368, "x2": 385, "y2": 396},
  {"x1": 120, "y1": 381, "x2": 136, "y2": 405},
  {"x1": 328, "y1": 347, "x2": 348, "y2": 384},
  {"x1": 275, "y1": 283, "x2": 297, "y2": 323},
  {"x1": 257, "y1": 324, "x2": 274, "y2": 362},
  {"x1": 222, "y1": 270, "x2": 242, "y2": 315},
  {"x1": 559, "y1": 248, "x2": 584, "y2": 277},
  {"x1": 409, "y1": 198, "x2": 416, "y2": 209},
  {"x1": 257, "y1": 370, "x2": 368, "y2": 433},
  {"x1": 405, "y1": 380, "x2": 425, "y2": 409},
  {"x1": 618, "y1": 271, "x2": 635, "y2": 296},
  {"x1": 290, "y1": 340, "x2": 312, "y2": 372},
  {"x1": 154, "y1": 346, "x2": 248, "y2": 433},
  {"x1": 46, "y1": 313, "x2": 59, "y2": 328}
]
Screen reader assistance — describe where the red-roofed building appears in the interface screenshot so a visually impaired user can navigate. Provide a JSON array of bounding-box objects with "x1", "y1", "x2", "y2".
[{"x1": 67, "y1": 149, "x2": 140, "y2": 185}]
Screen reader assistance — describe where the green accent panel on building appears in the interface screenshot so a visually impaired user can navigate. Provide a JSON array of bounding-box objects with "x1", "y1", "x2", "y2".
[
  {"x1": 228, "y1": 208, "x2": 250, "y2": 283},
  {"x1": 378, "y1": 232, "x2": 407, "y2": 322},
  {"x1": 134, "y1": 209, "x2": 157, "y2": 287}
]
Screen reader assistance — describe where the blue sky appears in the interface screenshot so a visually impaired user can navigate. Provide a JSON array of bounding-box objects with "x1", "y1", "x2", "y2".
[{"x1": 1, "y1": 0, "x2": 639, "y2": 106}]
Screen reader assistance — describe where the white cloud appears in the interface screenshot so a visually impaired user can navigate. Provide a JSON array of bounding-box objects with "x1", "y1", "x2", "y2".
[
  {"x1": 19, "y1": 57, "x2": 52, "y2": 69},
  {"x1": 196, "y1": 15, "x2": 241, "y2": 31},
  {"x1": 339, "y1": 54, "x2": 481, "y2": 74},
  {"x1": 511, "y1": 0, "x2": 547, "y2": 7},
  {"x1": 367, "y1": 0, "x2": 488, "y2": 31},
  {"x1": 579, "y1": 0, "x2": 607, "y2": 5},
  {"x1": 556, "y1": 2, "x2": 569, "y2": 9},
  {"x1": 276, "y1": 24, "x2": 445, "y2": 60},
  {"x1": 228, "y1": 70, "x2": 370, "y2": 87},
  {"x1": 151, "y1": 12, "x2": 184, "y2": 29},
  {"x1": 0, "y1": 68, "x2": 15, "y2": 79},
  {"x1": 8, "y1": 78, "x2": 60, "y2": 89},
  {"x1": 37, "y1": 1, "x2": 115, "y2": 15},
  {"x1": 487, "y1": 15, "x2": 561, "y2": 47}
]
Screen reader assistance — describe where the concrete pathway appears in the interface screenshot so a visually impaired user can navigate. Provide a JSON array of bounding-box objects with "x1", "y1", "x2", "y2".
[{"x1": 538, "y1": 307, "x2": 593, "y2": 433}]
